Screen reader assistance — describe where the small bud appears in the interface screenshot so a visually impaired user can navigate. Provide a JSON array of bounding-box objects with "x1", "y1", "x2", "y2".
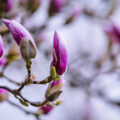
[
  {"x1": 0, "y1": 88, "x2": 9, "y2": 102},
  {"x1": 3, "y1": 19, "x2": 36, "y2": 46},
  {"x1": 104, "y1": 20, "x2": 120, "y2": 43},
  {"x1": 20, "y1": 38, "x2": 37, "y2": 60},
  {"x1": 45, "y1": 78, "x2": 65, "y2": 99},
  {"x1": 19, "y1": 98, "x2": 29, "y2": 107},
  {"x1": 0, "y1": 35, "x2": 3, "y2": 57},
  {"x1": 48, "y1": 0, "x2": 66, "y2": 16},
  {"x1": 6, "y1": 0, "x2": 13, "y2": 12},
  {"x1": 50, "y1": 66, "x2": 57, "y2": 79},
  {"x1": 3, "y1": 19, "x2": 37, "y2": 60},
  {"x1": 56, "y1": 100, "x2": 63, "y2": 105},
  {"x1": 51, "y1": 31, "x2": 68, "y2": 75},
  {"x1": 53, "y1": 75, "x2": 61, "y2": 81},
  {"x1": 0, "y1": 0, "x2": 13, "y2": 16},
  {"x1": 40, "y1": 105, "x2": 53, "y2": 115}
]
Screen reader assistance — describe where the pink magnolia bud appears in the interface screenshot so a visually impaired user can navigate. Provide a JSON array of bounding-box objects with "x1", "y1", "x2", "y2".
[
  {"x1": 0, "y1": 35, "x2": 3, "y2": 57},
  {"x1": 3, "y1": 19, "x2": 37, "y2": 60},
  {"x1": 0, "y1": 0, "x2": 13, "y2": 13},
  {"x1": 0, "y1": 88, "x2": 9, "y2": 102},
  {"x1": 6, "y1": 0, "x2": 13, "y2": 12},
  {"x1": 3, "y1": 19, "x2": 35, "y2": 46},
  {"x1": 48, "y1": 0, "x2": 65, "y2": 16},
  {"x1": 51, "y1": 31, "x2": 68, "y2": 75},
  {"x1": 104, "y1": 21, "x2": 120, "y2": 43},
  {"x1": 40, "y1": 105, "x2": 53, "y2": 115},
  {"x1": 46, "y1": 78, "x2": 65, "y2": 98}
]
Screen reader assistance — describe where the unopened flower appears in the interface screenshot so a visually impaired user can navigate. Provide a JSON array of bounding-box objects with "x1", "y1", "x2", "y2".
[
  {"x1": 51, "y1": 31, "x2": 68, "y2": 75},
  {"x1": 48, "y1": 0, "x2": 66, "y2": 16},
  {"x1": 0, "y1": 0, "x2": 13, "y2": 13},
  {"x1": 6, "y1": 0, "x2": 13, "y2": 12},
  {"x1": 104, "y1": 21, "x2": 120, "y2": 44},
  {"x1": 40, "y1": 105, "x2": 53, "y2": 115},
  {"x1": 0, "y1": 35, "x2": 3, "y2": 57},
  {"x1": 3, "y1": 19, "x2": 37, "y2": 60},
  {"x1": 45, "y1": 78, "x2": 64, "y2": 99},
  {"x1": 0, "y1": 88, "x2": 9, "y2": 102}
]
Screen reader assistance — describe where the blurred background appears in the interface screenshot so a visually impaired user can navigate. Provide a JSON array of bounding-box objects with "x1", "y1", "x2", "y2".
[{"x1": 1, "y1": 0, "x2": 120, "y2": 120}]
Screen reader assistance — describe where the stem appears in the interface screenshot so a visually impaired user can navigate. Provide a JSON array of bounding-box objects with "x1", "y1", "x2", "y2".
[
  {"x1": 7, "y1": 100, "x2": 35, "y2": 115},
  {"x1": 3, "y1": 74, "x2": 21, "y2": 86},
  {"x1": 26, "y1": 59, "x2": 32, "y2": 80},
  {"x1": 32, "y1": 76, "x2": 52, "y2": 84}
]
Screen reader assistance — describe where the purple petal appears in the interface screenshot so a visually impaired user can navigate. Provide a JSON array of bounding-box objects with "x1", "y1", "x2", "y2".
[
  {"x1": 0, "y1": 88, "x2": 8, "y2": 94},
  {"x1": 104, "y1": 21, "x2": 120, "y2": 43},
  {"x1": 52, "y1": 0, "x2": 65, "y2": 12},
  {"x1": 3, "y1": 19, "x2": 36, "y2": 48},
  {"x1": 6, "y1": 0, "x2": 13, "y2": 12},
  {"x1": 51, "y1": 79, "x2": 62, "y2": 88},
  {"x1": 51, "y1": 31, "x2": 68, "y2": 75},
  {"x1": 0, "y1": 88, "x2": 9, "y2": 102},
  {"x1": 40, "y1": 105, "x2": 53, "y2": 114},
  {"x1": 0, "y1": 35, "x2": 3, "y2": 57},
  {"x1": 0, "y1": 55, "x2": 7, "y2": 66}
]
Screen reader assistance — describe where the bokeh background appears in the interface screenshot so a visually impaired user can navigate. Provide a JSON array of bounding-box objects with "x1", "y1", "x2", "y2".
[{"x1": 1, "y1": 0, "x2": 120, "y2": 120}]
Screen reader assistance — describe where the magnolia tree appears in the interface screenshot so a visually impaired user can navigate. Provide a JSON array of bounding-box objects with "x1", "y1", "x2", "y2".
[
  {"x1": 0, "y1": 18, "x2": 68, "y2": 118},
  {"x1": 0, "y1": 0, "x2": 70, "y2": 119},
  {"x1": 1, "y1": 0, "x2": 120, "y2": 120}
]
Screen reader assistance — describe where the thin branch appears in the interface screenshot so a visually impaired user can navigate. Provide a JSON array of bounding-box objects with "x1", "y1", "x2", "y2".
[
  {"x1": 0, "y1": 85, "x2": 48, "y2": 107},
  {"x1": 7, "y1": 100, "x2": 35, "y2": 115},
  {"x1": 3, "y1": 74, "x2": 21, "y2": 86},
  {"x1": 32, "y1": 76, "x2": 52, "y2": 84}
]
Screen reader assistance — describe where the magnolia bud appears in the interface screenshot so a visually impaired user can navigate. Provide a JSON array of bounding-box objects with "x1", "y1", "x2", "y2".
[
  {"x1": 48, "y1": 0, "x2": 66, "y2": 16},
  {"x1": 3, "y1": 19, "x2": 36, "y2": 46},
  {"x1": 55, "y1": 100, "x2": 63, "y2": 105},
  {"x1": 51, "y1": 31, "x2": 68, "y2": 75},
  {"x1": 0, "y1": 88, "x2": 9, "y2": 102},
  {"x1": 40, "y1": 105, "x2": 53, "y2": 115},
  {"x1": 0, "y1": 0, "x2": 13, "y2": 17},
  {"x1": 3, "y1": 19, "x2": 37, "y2": 60},
  {"x1": 50, "y1": 66, "x2": 57, "y2": 79},
  {"x1": 20, "y1": 38, "x2": 37, "y2": 60},
  {"x1": 104, "y1": 20, "x2": 120, "y2": 44},
  {"x1": 45, "y1": 78, "x2": 64, "y2": 101}
]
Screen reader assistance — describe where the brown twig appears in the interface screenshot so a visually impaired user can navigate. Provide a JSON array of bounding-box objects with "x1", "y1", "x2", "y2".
[
  {"x1": 7, "y1": 100, "x2": 36, "y2": 115},
  {"x1": 32, "y1": 76, "x2": 53, "y2": 84}
]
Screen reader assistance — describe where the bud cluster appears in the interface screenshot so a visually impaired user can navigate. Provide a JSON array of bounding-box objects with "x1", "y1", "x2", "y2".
[{"x1": 0, "y1": 19, "x2": 68, "y2": 116}]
